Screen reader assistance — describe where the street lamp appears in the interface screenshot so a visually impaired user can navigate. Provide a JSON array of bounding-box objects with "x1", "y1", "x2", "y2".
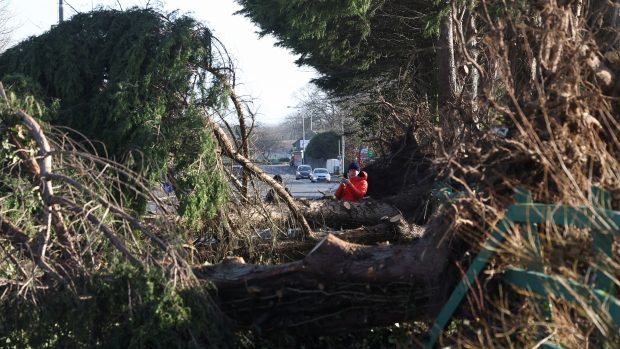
[{"x1": 287, "y1": 105, "x2": 314, "y2": 133}]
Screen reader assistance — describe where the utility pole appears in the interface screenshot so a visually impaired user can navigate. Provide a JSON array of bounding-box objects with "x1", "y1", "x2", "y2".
[
  {"x1": 58, "y1": 0, "x2": 64, "y2": 23},
  {"x1": 301, "y1": 115, "x2": 305, "y2": 164}
]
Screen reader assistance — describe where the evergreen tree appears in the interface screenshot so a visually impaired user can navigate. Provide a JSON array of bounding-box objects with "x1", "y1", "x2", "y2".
[
  {"x1": 235, "y1": 0, "x2": 437, "y2": 96},
  {"x1": 0, "y1": 9, "x2": 228, "y2": 230},
  {"x1": 305, "y1": 131, "x2": 340, "y2": 160}
]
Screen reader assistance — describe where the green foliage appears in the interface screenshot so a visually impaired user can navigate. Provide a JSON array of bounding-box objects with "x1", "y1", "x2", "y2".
[
  {"x1": 236, "y1": 0, "x2": 375, "y2": 67},
  {"x1": 0, "y1": 87, "x2": 52, "y2": 243},
  {"x1": 235, "y1": 323, "x2": 420, "y2": 349},
  {"x1": 0, "y1": 9, "x2": 228, "y2": 230},
  {"x1": 422, "y1": 7, "x2": 446, "y2": 38},
  {"x1": 236, "y1": 0, "x2": 436, "y2": 96},
  {"x1": 305, "y1": 131, "x2": 340, "y2": 159},
  {"x1": 170, "y1": 108, "x2": 227, "y2": 227},
  {"x1": 236, "y1": 0, "x2": 439, "y2": 148},
  {"x1": 0, "y1": 264, "x2": 230, "y2": 348}
]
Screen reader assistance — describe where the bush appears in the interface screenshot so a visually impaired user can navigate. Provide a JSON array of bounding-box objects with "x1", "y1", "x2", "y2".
[{"x1": 0, "y1": 264, "x2": 231, "y2": 348}]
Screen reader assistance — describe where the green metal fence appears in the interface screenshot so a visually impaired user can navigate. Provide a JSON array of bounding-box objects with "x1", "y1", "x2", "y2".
[{"x1": 425, "y1": 187, "x2": 619, "y2": 348}]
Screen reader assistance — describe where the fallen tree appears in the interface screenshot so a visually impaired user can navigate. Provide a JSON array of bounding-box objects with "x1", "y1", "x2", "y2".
[
  {"x1": 236, "y1": 198, "x2": 404, "y2": 232},
  {"x1": 194, "y1": 233, "x2": 451, "y2": 333},
  {"x1": 221, "y1": 220, "x2": 426, "y2": 262},
  {"x1": 300, "y1": 199, "x2": 403, "y2": 229},
  {"x1": 2, "y1": 104, "x2": 445, "y2": 336}
]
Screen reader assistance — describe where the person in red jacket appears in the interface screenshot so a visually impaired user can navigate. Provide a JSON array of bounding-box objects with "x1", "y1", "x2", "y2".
[{"x1": 335, "y1": 162, "x2": 368, "y2": 202}]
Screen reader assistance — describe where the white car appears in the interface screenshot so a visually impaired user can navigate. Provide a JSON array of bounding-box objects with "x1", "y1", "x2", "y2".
[{"x1": 310, "y1": 168, "x2": 331, "y2": 183}]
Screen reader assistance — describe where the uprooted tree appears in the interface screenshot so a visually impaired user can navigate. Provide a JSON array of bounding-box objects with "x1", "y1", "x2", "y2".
[{"x1": 1, "y1": 1, "x2": 620, "y2": 348}]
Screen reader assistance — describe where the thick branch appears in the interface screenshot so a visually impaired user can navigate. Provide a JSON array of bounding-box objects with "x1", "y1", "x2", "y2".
[
  {"x1": 208, "y1": 68, "x2": 251, "y2": 196},
  {"x1": 3, "y1": 105, "x2": 77, "y2": 262}
]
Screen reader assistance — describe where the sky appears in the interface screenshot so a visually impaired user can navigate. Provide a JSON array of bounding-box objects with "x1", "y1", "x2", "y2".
[{"x1": 6, "y1": 0, "x2": 318, "y2": 125}]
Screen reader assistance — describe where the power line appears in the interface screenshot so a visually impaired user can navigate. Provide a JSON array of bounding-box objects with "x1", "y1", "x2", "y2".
[{"x1": 64, "y1": 0, "x2": 80, "y2": 15}]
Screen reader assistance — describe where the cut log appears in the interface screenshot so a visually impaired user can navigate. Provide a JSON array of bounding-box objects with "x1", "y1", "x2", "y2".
[{"x1": 194, "y1": 233, "x2": 450, "y2": 333}]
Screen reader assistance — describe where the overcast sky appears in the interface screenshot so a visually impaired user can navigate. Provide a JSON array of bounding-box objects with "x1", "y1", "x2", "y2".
[{"x1": 6, "y1": 0, "x2": 318, "y2": 125}]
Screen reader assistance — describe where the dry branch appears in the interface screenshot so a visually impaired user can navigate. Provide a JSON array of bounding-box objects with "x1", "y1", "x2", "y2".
[
  {"x1": 208, "y1": 67, "x2": 252, "y2": 196},
  {"x1": 48, "y1": 196, "x2": 144, "y2": 268},
  {"x1": 208, "y1": 116, "x2": 313, "y2": 237},
  {"x1": 9, "y1": 109, "x2": 78, "y2": 265},
  {"x1": 0, "y1": 216, "x2": 30, "y2": 249},
  {"x1": 44, "y1": 172, "x2": 169, "y2": 252}
]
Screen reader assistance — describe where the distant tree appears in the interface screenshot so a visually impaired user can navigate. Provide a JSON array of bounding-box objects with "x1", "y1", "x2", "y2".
[
  {"x1": 251, "y1": 125, "x2": 284, "y2": 162},
  {"x1": 293, "y1": 85, "x2": 343, "y2": 133},
  {"x1": 0, "y1": 0, "x2": 11, "y2": 52},
  {"x1": 305, "y1": 131, "x2": 340, "y2": 160}
]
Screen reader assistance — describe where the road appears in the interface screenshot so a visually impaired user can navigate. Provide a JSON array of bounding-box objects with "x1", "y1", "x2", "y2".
[
  {"x1": 259, "y1": 164, "x2": 341, "y2": 199},
  {"x1": 148, "y1": 164, "x2": 340, "y2": 213},
  {"x1": 283, "y1": 175, "x2": 340, "y2": 199}
]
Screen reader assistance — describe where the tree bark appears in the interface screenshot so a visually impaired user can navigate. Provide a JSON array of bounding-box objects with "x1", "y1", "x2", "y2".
[
  {"x1": 232, "y1": 198, "x2": 403, "y2": 234},
  {"x1": 300, "y1": 198, "x2": 402, "y2": 229},
  {"x1": 194, "y1": 233, "x2": 450, "y2": 333},
  {"x1": 437, "y1": 4, "x2": 460, "y2": 143}
]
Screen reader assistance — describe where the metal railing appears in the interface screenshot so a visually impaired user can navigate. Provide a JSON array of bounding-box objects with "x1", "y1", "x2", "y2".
[{"x1": 425, "y1": 187, "x2": 619, "y2": 348}]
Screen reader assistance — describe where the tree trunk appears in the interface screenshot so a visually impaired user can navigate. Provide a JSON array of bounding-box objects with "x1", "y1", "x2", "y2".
[
  {"x1": 437, "y1": 4, "x2": 459, "y2": 143},
  {"x1": 235, "y1": 198, "x2": 403, "y2": 232},
  {"x1": 240, "y1": 221, "x2": 426, "y2": 261},
  {"x1": 300, "y1": 199, "x2": 402, "y2": 229},
  {"x1": 194, "y1": 233, "x2": 450, "y2": 333},
  {"x1": 467, "y1": 14, "x2": 480, "y2": 115},
  {"x1": 437, "y1": 8, "x2": 456, "y2": 107}
]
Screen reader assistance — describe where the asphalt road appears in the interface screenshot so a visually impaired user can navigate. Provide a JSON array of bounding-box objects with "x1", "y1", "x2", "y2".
[
  {"x1": 283, "y1": 174, "x2": 340, "y2": 199},
  {"x1": 259, "y1": 164, "x2": 341, "y2": 199},
  {"x1": 147, "y1": 164, "x2": 340, "y2": 213}
]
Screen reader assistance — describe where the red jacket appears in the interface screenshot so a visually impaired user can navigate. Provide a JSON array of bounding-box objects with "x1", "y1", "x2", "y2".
[{"x1": 335, "y1": 171, "x2": 368, "y2": 202}]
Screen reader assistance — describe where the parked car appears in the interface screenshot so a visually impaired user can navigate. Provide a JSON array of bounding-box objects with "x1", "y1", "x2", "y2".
[
  {"x1": 296, "y1": 165, "x2": 312, "y2": 180},
  {"x1": 310, "y1": 168, "x2": 331, "y2": 183}
]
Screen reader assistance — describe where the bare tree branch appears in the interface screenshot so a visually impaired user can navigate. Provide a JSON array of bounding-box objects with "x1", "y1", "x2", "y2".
[{"x1": 207, "y1": 115, "x2": 313, "y2": 238}]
